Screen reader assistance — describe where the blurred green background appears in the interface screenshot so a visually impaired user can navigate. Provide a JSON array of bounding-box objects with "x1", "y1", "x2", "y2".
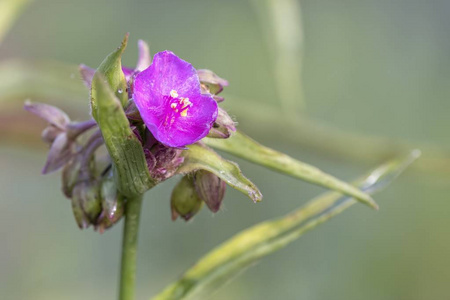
[{"x1": 1, "y1": 0, "x2": 449, "y2": 299}]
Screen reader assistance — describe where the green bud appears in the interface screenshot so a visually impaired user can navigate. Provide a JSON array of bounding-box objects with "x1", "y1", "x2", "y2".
[
  {"x1": 61, "y1": 154, "x2": 82, "y2": 198},
  {"x1": 195, "y1": 170, "x2": 226, "y2": 213},
  {"x1": 71, "y1": 181, "x2": 102, "y2": 228},
  {"x1": 95, "y1": 174, "x2": 125, "y2": 233},
  {"x1": 71, "y1": 193, "x2": 90, "y2": 229},
  {"x1": 171, "y1": 176, "x2": 204, "y2": 221}
]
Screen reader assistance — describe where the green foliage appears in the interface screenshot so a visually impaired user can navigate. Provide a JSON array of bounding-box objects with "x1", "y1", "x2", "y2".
[
  {"x1": 91, "y1": 34, "x2": 129, "y2": 120},
  {"x1": 91, "y1": 72, "x2": 155, "y2": 197},
  {"x1": 153, "y1": 151, "x2": 419, "y2": 300},
  {"x1": 204, "y1": 131, "x2": 378, "y2": 209},
  {"x1": 178, "y1": 143, "x2": 262, "y2": 203}
]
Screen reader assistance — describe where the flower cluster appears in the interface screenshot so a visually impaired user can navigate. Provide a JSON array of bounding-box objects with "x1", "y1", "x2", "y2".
[{"x1": 26, "y1": 38, "x2": 236, "y2": 230}]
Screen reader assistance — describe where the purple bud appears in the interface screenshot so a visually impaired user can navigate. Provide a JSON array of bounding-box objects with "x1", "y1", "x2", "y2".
[
  {"x1": 24, "y1": 101, "x2": 70, "y2": 130},
  {"x1": 194, "y1": 170, "x2": 226, "y2": 213},
  {"x1": 125, "y1": 100, "x2": 142, "y2": 122},
  {"x1": 42, "y1": 134, "x2": 75, "y2": 174},
  {"x1": 136, "y1": 40, "x2": 151, "y2": 71},
  {"x1": 79, "y1": 64, "x2": 96, "y2": 88},
  {"x1": 171, "y1": 175, "x2": 204, "y2": 221},
  {"x1": 197, "y1": 69, "x2": 229, "y2": 96},
  {"x1": 41, "y1": 125, "x2": 64, "y2": 144},
  {"x1": 207, "y1": 108, "x2": 236, "y2": 139}
]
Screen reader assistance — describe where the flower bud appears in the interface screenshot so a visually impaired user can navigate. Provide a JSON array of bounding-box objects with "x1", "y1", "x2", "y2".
[
  {"x1": 71, "y1": 180, "x2": 102, "y2": 228},
  {"x1": 150, "y1": 144, "x2": 184, "y2": 182},
  {"x1": 95, "y1": 174, "x2": 125, "y2": 233},
  {"x1": 41, "y1": 125, "x2": 64, "y2": 144},
  {"x1": 171, "y1": 175, "x2": 203, "y2": 221},
  {"x1": 207, "y1": 108, "x2": 236, "y2": 139},
  {"x1": 61, "y1": 154, "x2": 82, "y2": 198},
  {"x1": 125, "y1": 100, "x2": 142, "y2": 122},
  {"x1": 194, "y1": 170, "x2": 226, "y2": 213},
  {"x1": 197, "y1": 69, "x2": 228, "y2": 96}
]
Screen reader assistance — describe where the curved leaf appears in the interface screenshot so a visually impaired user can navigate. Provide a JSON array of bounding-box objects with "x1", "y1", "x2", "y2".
[
  {"x1": 91, "y1": 72, "x2": 155, "y2": 197},
  {"x1": 177, "y1": 143, "x2": 262, "y2": 203},
  {"x1": 91, "y1": 34, "x2": 129, "y2": 120},
  {"x1": 204, "y1": 131, "x2": 378, "y2": 209},
  {"x1": 152, "y1": 150, "x2": 420, "y2": 300}
]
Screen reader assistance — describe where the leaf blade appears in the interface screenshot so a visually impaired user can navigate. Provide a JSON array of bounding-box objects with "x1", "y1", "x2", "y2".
[
  {"x1": 91, "y1": 72, "x2": 155, "y2": 197},
  {"x1": 152, "y1": 151, "x2": 419, "y2": 300},
  {"x1": 178, "y1": 143, "x2": 262, "y2": 203},
  {"x1": 91, "y1": 34, "x2": 129, "y2": 120},
  {"x1": 204, "y1": 131, "x2": 378, "y2": 209}
]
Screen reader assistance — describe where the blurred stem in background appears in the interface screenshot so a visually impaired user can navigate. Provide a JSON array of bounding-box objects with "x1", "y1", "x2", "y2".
[
  {"x1": 153, "y1": 151, "x2": 419, "y2": 300},
  {"x1": 0, "y1": 0, "x2": 32, "y2": 46},
  {"x1": 251, "y1": 0, "x2": 305, "y2": 115}
]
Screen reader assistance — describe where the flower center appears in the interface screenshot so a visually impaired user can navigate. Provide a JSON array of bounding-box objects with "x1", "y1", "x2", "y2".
[{"x1": 168, "y1": 89, "x2": 193, "y2": 117}]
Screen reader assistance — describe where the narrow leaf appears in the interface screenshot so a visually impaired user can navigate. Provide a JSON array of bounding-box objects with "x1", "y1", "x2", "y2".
[
  {"x1": 91, "y1": 72, "x2": 155, "y2": 197},
  {"x1": 152, "y1": 150, "x2": 419, "y2": 300},
  {"x1": 91, "y1": 34, "x2": 129, "y2": 120},
  {"x1": 204, "y1": 131, "x2": 378, "y2": 209},
  {"x1": 177, "y1": 143, "x2": 262, "y2": 203}
]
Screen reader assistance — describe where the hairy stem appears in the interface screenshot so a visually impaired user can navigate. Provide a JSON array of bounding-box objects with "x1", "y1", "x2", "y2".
[{"x1": 119, "y1": 194, "x2": 144, "y2": 300}]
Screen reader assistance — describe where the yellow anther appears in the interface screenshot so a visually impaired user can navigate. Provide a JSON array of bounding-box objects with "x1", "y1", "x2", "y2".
[
  {"x1": 180, "y1": 109, "x2": 188, "y2": 117},
  {"x1": 170, "y1": 103, "x2": 177, "y2": 109},
  {"x1": 180, "y1": 98, "x2": 192, "y2": 109},
  {"x1": 170, "y1": 90, "x2": 179, "y2": 98}
]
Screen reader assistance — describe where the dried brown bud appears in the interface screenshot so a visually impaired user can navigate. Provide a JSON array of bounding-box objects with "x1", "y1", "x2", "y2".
[{"x1": 195, "y1": 170, "x2": 226, "y2": 213}]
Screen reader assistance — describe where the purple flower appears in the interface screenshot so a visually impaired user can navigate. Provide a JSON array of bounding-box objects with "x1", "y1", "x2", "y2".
[{"x1": 133, "y1": 51, "x2": 218, "y2": 148}]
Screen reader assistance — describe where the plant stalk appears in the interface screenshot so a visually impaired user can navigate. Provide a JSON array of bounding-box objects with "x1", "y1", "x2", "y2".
[{"x1": 119, "y1": 194, "x2": 144, "y2": 300}]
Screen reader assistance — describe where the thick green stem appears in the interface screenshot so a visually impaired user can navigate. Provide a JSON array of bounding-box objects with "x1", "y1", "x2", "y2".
[{"x1": 119, "y1": 194, "x2": 143, "y2": 300}]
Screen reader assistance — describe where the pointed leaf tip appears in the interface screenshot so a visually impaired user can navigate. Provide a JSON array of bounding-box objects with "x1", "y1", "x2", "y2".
[
  {"x1": 204, "y1": 131, "x2": 376, "y2": 209},
  {"x1": 91, "y1": 72, "x2": 155, "y2": 197},
  {"x1": 178, "y1": 143, "x2": 262, "y2": 203}
]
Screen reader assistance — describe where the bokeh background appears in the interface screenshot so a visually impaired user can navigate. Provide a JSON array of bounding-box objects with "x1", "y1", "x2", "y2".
[{"x1": 1, "y1": 0, "x2": 450, "y2": 299}]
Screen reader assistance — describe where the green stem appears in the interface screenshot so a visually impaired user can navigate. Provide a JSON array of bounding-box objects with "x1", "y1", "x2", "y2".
[{"x1": 119, "y1": 194, "x2": 144, "y2": 300}]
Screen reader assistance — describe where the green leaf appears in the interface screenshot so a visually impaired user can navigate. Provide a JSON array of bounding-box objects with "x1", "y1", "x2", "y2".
[
  {"x1": 91, "y1": 72, "x2": 155, "y2": 197},
  {"x1": 152, "y1": 150, "x2": 420, "y2": 300},
  {"x1": 204, "y1": 131, "x2": 378, "y2": 209},
  {"x1": 177, "y1": 143, "x2": 262, "y2": 203},
  {"x1": 91, "y1": 34, "x2": 129, "y2": 120}
]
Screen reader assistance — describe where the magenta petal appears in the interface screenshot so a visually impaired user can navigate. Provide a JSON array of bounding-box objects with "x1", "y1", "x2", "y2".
[{"x1": 133, "y1": 51, "x2": 218, "y2": 147}]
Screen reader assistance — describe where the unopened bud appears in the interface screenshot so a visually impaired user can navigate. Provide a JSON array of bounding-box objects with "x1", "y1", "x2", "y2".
[
  {"x1": 171, "y1": 175, "x2": 203, "y2": 221},
  {"x1": 61, "y1": 154, "x2": 82, "y2": 198},
  {"x1": 207, "y1": 108, "x2": 236, "y2": 139},
  {"x1": 95, "y1": 174, "x2": 125, "y2": 233},
  {"x1": 71, "y1": 181, "x2": 102, "y2": 228},
  {"x1": 195, "y1": 171, "x2": 226, "y2": 213},
  {"x1": 125, "y1": 100, "x2": 142, "y2": 121},
  {"x1": 41, "y1": 125, "x2": 64, "y2": 144},
  {"x1": 197, "y1": 69, "x2": 228, "y2": 95}
]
